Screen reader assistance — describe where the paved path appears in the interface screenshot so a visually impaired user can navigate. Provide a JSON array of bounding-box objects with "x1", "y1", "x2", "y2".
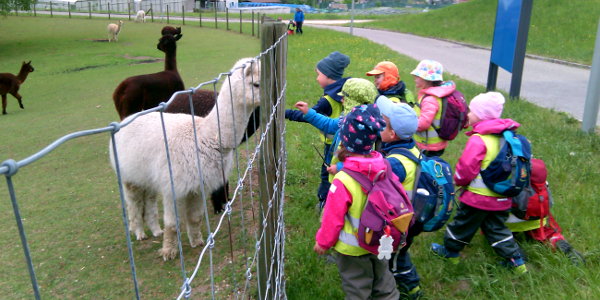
[{"x1": 305, "y1": 23, "x2": 598, "y2": 126}]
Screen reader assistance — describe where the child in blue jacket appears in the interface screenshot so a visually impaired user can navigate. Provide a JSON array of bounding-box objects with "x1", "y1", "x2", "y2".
[{"x1": 285, "y1": 51, "x2": 350, "y2": 208}]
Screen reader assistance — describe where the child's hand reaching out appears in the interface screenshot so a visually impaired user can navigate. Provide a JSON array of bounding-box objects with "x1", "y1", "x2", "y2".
[{"x1": 294, "y1": 101, "x2": 309, "y2": 114}]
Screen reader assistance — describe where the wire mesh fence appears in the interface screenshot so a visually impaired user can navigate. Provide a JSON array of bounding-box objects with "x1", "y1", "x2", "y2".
[{"x1": 0, "y1": 18, "x2": 287, "y2": 300}]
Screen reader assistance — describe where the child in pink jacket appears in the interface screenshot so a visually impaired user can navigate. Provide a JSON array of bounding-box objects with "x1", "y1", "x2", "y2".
[
  {"x1": 410, "y1": 59, "x2": 456, "y2": 157},
  {"x1": 313, "y1": 104, "x2": 399, "y2": 300},
  {"x1": 431, "y1": 92, "x2": 528, "y2": 274}
]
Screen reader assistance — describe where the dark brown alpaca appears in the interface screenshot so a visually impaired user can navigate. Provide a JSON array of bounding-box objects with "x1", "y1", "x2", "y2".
[
  {"x1": 112, "y1": 34, "x2": 184, "y2": 120},
  {"x1": 161, "y1": 26, "x2": 182, "y2": 38},
  {"x1": 0, "y1": 61, "x2": 34, "y2": 115},
  {"x1": 165, "y1": 89, "x2": 261, "y2": 213}
]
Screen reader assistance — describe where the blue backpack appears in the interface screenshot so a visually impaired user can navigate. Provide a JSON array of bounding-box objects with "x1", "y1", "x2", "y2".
[
  {"x1": 480, "y1": 130, "x2": 532, "y2": 197},
  {"x1": 392, "y1": 149, "x2": 456, "y2": 232}
]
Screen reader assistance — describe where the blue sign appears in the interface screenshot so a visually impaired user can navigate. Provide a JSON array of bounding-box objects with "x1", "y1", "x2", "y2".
[{"x1": 490, "y1": 0, "x2": 523, "y2": 72}]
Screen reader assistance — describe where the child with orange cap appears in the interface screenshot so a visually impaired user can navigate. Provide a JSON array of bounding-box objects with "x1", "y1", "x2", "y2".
[{"x1": 366, "y1": 61, "x2": 415, "y2": 106}]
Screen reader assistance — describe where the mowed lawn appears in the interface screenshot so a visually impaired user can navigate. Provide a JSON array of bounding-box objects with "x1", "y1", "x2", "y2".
[
  {"x1": 0, "y1": 16, "x2": 260, "y2": 299},
  {"x1": 1, "y1": 14, "x2": 600, "y2": 300}
]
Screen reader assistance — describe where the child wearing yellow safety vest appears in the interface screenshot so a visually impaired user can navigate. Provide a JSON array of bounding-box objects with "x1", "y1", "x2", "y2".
[
  {"x1": 285, "y1": 51, "x2": 351, "y2": 209},
  {"x1": 366, "y1": 61, "x2": 415, "y2": 106},
  {"x1": 376, "y1": 96, "x2": 423, "y2": 299},
  {"x1": 431, "y1": 92, "x2": 528, "y2": 274},
  {"x1": 314, "y1": 104, "x2": 399, "y2": 299},
  {"x1": 410, "y1": 59, "x2": 456, "y2": 157}
]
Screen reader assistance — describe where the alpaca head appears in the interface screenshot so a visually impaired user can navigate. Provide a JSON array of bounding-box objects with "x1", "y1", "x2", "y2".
[
  {"x1": 21, "y1": 61, "x2": 34, "y2": 73},
  {"x1": 161, "y1": 26, "x2": 182, "y2": 40},
  {"x1": 225, "y1": 57, "x2": 261, "y2": 111},
  {"x1": 156, "y1": 34, "x2": 180, "y2": 53}
]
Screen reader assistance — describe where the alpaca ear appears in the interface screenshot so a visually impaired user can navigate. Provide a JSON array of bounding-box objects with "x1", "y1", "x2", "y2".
[
  {"x1": 175, "y1": 34, "x2": 182, "y2": 41},
  {"x1": 27, "y1": 61, "x2": 31, "y2": 64}
]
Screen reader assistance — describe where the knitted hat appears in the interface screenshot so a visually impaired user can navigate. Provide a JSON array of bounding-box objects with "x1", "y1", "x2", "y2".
[
  {"x1": 316, "y1": 51, "x2": 350, "y2": 80},
  {"x1": 337, "y1": 78, "x2": 379, "y2": 113},
  {"x1": 410, "y1": 59, "x2": 443, "y2": 81},
  {"x1": 375, "y1": 95, "x2": 418, "y2": 139},
  {"x1": 339, "y1": 104, "x2": 385, "y2": 155},
  {"x1": 366, "y1": 61, "x2": 400, "y2": 91},
  {"x1": 469, "y1": 92, "x2": 505, "y2": 121}
]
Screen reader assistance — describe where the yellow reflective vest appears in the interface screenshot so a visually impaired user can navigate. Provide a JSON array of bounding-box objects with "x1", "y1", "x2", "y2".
[
  {"x1": 466, "y1": 134, "x2": 506, "y2": 198},
  {"x1": 386, "y1": 146, "x2": 420, "y2": 198},
  {"x1": 413, "y1": 95, "x2": 443, "y2": 145},
  {"x1": 331, "y1": 171, "x2": 370, "y2": 256},
  {"x1": 319, "y1": 95, "x2": 343, "y2": 144}
]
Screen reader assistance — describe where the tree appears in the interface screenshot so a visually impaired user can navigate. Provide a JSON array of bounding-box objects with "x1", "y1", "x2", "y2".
[{"x1": 1, "y1": 0, "x2": 35, "y2": 15}]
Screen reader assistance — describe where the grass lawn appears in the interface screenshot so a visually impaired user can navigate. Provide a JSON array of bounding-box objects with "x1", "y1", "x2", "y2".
[
  {"x1": 356, "y1": 0, "x2": 600, "y2": 65},
  {"x1": 1, "y1": 15, "x2": 600, "y2": 299}
]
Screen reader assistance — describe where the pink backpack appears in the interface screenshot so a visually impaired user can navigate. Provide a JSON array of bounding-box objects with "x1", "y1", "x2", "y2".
[
  {"x1": 425, "y1": 89, "x2": 468, "y2": 140},
  {"x1": 342, "y1": 161, "x2": 414, "y2": 254}
]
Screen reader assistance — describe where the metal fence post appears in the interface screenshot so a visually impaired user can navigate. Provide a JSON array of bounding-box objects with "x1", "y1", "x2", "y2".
[
  {"x1": 108, "y1": 2, "x2": 111, "y2": 19},
  {"x1": 226, "y1": 7, "x2": 229, "y2": 30},
  {"x1": 128, "y1": 1, "x2": 131, "y2": 21},
  {"x1": 150, "y1": 3, "x2": 153, "y2": 22},
  {"x1": 68, "y1": 3, "x2": 71, "y2": 18},
  {"x1": 166, "y1": 5, "x2": 169, "y2": 24},
  {"x1": 252, "y1": 11, "x2": 254, "y2": 36},
  {"x1": 240, "y1": 10, "x2": 242, "y2": 34},
  {"x1": 199, "y1": 9, "x2": 202, "y2": 27},
  {"x1": 88, "y1": 2, "x2": 91, "y2": 19},
  {"x1": 582, "y1": 18, "x2": 600, "y2": 132},
  {"x1": 182, "y1": 5, "x2": 185, "y2": 25},
  {"x1": 50, "y1": 2, "x2": 53, "y2": 17},
  {"x1": 214, "y1": 2, "x2": 217, "y2": 28}
]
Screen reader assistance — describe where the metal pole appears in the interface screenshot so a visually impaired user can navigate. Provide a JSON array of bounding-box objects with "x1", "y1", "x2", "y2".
[
  {"x1": 166, "y1": 5, "x2": 169, "y2": 24},
  {"x1": 68, "y1": 3, "x2": 71, "y2": 18},
  {"x1": 350, "y1": 0, "x2": 355, "y2": 35},
  {"x1": 128, "y1": 1, "x2": 131, "y2": 21},
  {"x1": 582, "y1": 18, "x2": 600, "y2": 132},
  {"x1": 182, "y1": 5, "x2": 185, "y2": 25},
  {"x1": 108, "y1": 2, "x2": 111, "y2": 19},
  {"x1": 150, "y1": 3, "x2": 153, "y2": 22},
  {"x1": 509, "y1": 0, "x2": 533, "y2": 99},
  {"x1": 214, "y1": 1, "x2": 217, "y2": 29},
  {"x1": 226, "y1": 7, "x2": 229, "y2": 30},
  {"x1": 88, "y1": 2, "x2": 91, "y2": 19},
  {"x1": 486, "y1": 62, "x2": 498, "y2": 91},
  {"x1": 252, "y1": 11, "x2": 255, "y2": 36},
  {"x1": 240, "y1": 10, "x2": 242, "y2": 34},
  {"x1": 199, "y1": 9, "x2": 202, "y2": 27},
  {"x1": 50, "y1": 1, "x2": 53, "y2": 17}
]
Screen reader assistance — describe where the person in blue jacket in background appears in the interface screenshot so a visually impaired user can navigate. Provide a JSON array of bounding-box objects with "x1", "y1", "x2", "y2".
[
  {"x1": 294, "y1": 7, "x2": 304, "y2": 34},
  {"x1": 285, "y1": 51, "x2": 350, "y2": 209}
]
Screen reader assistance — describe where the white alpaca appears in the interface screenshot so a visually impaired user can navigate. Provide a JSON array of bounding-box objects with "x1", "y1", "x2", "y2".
[
  {"x1": 110, "y1": 57, "x2": 260, "y2": 260},
  {"x1": 135, "y1": 10, "x2": 145, "y2": 23},
  {"x1": 107, "y1": 20, "x2": 124, "y2": 42}
]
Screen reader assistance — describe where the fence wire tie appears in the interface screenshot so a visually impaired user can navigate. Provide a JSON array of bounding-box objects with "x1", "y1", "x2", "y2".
[
  {"x1": 255, "y1": 241, "x2": 261, "y2": 251},
  {"x1": 245, "y1": 268, "x2": 253, "y2": 280},
  {"x1": 207, "y1": 233, "x2": 216, "y2": 249},
  {"x1": 108, "y1": 121, "x2": 121, "y2": 133},
  {"x1": 1, "y1": 159, "x2": 19, "y2": 176},
  {"x1": 225, "y1": 202, "x2": 233, "y2": 216},
  {"x1": 158, "y1": 102, "x2": 168, "y2": 111},
  {"x1": 181, "y1": 277, "x2": 192, "y2": 299}
]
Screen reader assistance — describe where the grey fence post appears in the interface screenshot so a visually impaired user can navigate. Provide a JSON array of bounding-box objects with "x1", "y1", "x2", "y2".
[
  {"x1": 199, "y1": 9, "x2": 202, "y2": 27},
  {"x1": 166, "y1": 5, "x2": 169, "y2": 24},
  {"x1": 150, "y1": 3, "x2": 153, "y2": 22},
  {"x1": 258, "y1": 18, "x2": 286, "y2": 300},
  {"x1": 88, "y1": 2, "x2": 91, "y2": 19},
  {"x1": 214, "y1": 2, "x2": 217, "y2": 28},
  {"x1": 68, "y1": 3, "x2": 71, "y2": 17},
  {"x1": 252, "y1": 11, "x2": 254, "y2": 36},
  {"x1": 108, "y1": 2, "x2": 111, "y2": 19},
  {"x1": 50, "y1": 2, "x2": 53, "y2": 17},
  {"x1": 239, "y1": 10, "x2": 242, "y2": 34},
  {"x1": 33, "y1": 3, "x2": 36, "y2": 16},
  {"x1": 182, "y1": 5, "x2": 185, "y2": 25},
  {"x1": 582, "y1": 18, "x2": 600, "y2": 132},
  {"x1": 226, "y1": 7, "x2": 229, "y2": 31}
]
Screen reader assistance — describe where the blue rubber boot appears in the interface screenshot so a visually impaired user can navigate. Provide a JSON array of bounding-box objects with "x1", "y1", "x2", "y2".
[{"x1": 431, "y1": 243, "x2": 460, "y2": 264}]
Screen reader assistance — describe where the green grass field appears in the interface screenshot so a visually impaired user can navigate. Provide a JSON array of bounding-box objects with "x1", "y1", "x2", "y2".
[
  {"x1": 1, "y1": 14, "x2": 600, "y2": 299},
  {"x1": 356, "y1": 0, "x2": 600, "y2": 65}
]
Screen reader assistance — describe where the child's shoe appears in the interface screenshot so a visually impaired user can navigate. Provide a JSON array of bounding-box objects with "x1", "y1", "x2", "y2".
[
  {"x1": 431, "y1": 243, "x2": 460, "y2": 264},
  {"x1": 556, "y1": 239, "x2": 585, "y2": 265},
  {"x1": 398, "y1": 284, "x2": 422, "y2": 300},
  {"x1": 501, "y1": 257, "x2": 528, "y2": 274}
]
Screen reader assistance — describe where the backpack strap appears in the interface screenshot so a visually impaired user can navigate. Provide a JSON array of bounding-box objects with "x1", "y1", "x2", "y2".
[
  {"x1": 341, "y1": 160, "x2": 390, "y2": 193},
  {"x1": 387, "y1": 148, "x2": 423, "y2": 202}
]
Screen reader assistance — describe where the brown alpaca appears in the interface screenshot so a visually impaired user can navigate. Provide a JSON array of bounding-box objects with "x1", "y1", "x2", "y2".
[
  {"x1": 161, "y1": 26, "x2": 182, "y2": 38},
  {"x1": 0, "y1": 61, "x2": 34, "y2": 115},
  {"x1": 113, "y1": 33, "x2": 184, "y2": 120}
]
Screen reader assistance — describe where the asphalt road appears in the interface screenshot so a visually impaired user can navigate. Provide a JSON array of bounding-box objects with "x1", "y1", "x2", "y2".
[{"x1": 305, "y1": 23, "x2": 598, "y2": 126}]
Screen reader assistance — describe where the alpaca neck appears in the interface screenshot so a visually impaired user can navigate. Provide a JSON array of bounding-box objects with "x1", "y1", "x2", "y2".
[
  {"x1": 17, "y1": 67, "x2": 30, "y2": 83},
  {"x1": 204, "y1": 86, "x2": 253, "y2": 150},
  {"x1": 116, "y1": 24, "x2": 122, "y2": 34},
  {"x1": 164, "y1": 50, "x2": 177, "y2": 72}
]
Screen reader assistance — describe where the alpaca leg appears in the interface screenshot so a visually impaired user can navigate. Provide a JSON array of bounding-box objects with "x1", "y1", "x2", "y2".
[
  {"x1": 185, "y1": 194, "x2": 205, "y2": 248},
  {"x1": 124, "y1": 183, "x2": 147, "y2": 240},
  {"x1": 144, "y1": 191, "x2": 163, "y2": 237},
  {"x1": 159, "y1": 195, "x2": 179, "y2": 260},
  {"x1": 12, "y1": 92, "x2": 24, "y2": 109},
  {"x1": 2, "y1": 94, "x2": 6, "y2": 115},
  {"x1": 211, "y1": 182, "x2": 229, "y2": 214}
]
